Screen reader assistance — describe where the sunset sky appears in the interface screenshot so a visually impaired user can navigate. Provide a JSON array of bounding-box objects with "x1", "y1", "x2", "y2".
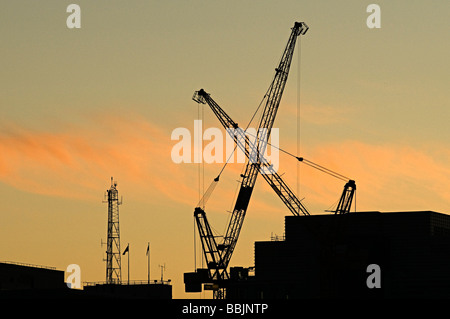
[{"x1": 1, "y1": 1, "x2": 449, "y2": 299}]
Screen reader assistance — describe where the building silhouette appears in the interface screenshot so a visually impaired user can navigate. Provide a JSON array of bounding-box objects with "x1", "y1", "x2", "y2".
[
  {"x1": 0, "y1": 261, "x2": 172, "y2": 299},
  {"x1": 83, "y1": 280, "x2": 172, "y2": 299},
  {"x1": 226, "y1": 211, "x2": 450, "y2": 299},
  {"x1": 0, "y1": 262, "x2": 65, "y2": 291}
]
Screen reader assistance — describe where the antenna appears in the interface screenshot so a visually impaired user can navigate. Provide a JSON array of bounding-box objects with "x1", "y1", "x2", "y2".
[
  {"x1": 103, "y1": 177, "x2": 123, "y2": 284},
  {"x1": 101, "y1": 238, "x2": 107, "y2": 262},
  {"x1": 159, "y1": 263, "x2": 166, "y2": 282}
]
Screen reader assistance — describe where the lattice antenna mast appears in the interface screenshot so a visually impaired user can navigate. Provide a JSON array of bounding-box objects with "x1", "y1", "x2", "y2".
[{"x1": 104, "y1": 177, "x2": 123, "y2": 284}]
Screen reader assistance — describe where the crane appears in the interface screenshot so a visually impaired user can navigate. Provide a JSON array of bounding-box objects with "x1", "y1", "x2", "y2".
[
  {"x1": 194, "y1": 90, "x2": 357, "y2": 299},
  {"x1": 193, "y1": 88, "x2": 310, "y2": 218},
  {"x1": 185, "y1": 21, "x2": 356, "y2": 299},
  {"x1": 186, "y1": 22, "x2": 309, "y2": 299},
  {"x1": 194, "y1": 89, "x2": 356, "y2": 216}
]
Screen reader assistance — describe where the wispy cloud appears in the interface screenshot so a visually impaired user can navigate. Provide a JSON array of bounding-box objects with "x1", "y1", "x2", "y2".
[
  {"x1": 1, "y1": 114, "x2": 448, "y2": 217},
  {"x1": 0, "y1": 114, "x2": 200, "y2": 206},
  {"x1": 268, "y1": 140, "x2": 450, "y2": 214},
  {"x1": 0, "y1": 111, "x2": 285, "y2": 218}
]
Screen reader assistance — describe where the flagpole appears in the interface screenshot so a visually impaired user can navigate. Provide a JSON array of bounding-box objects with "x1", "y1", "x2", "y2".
[
  {"x1": 147, "y1": 242, "x2": 150, "y2": 284},
  {"x1": 122, "y1": 243, "x2": 130, "y2": 285}
]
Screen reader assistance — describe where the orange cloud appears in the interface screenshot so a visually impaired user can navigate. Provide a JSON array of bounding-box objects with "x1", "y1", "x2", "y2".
[
  {"x1": 1, "y1": 114, "x2": 448, "y2": 218},
  {"x1": 268, "y1": 140, "x2": 450, "y2": 214},
  {"x1": 0, "y1": 114, "x2": 201, "y2": 206}
]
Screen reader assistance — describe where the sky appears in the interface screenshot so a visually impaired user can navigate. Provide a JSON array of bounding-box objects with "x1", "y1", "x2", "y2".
[{"x1": 0, "y1": 1, "x2": 449, "y2": 299}]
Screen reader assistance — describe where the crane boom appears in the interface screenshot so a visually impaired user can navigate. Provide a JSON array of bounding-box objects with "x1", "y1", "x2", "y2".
[
  {"x1": 198, "y1": 89, "x2": 355, "y2": 216},
  {"x1": 194, "y1": 89, "x2": 310, "y2": 217},
  {"x1": 211, "y1": 21, "x2": 308, "y2": 268}
]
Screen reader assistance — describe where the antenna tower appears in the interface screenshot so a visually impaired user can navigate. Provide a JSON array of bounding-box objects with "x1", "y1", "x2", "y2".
[{"x1": 104, "y1": 177, "x2": 122, "y2": 284}]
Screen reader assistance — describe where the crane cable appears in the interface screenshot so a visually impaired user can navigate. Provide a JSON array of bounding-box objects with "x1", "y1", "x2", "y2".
[
  {"x1": 297, "y1": 35, "x2": 301, "y2": 200},
  {"x1": 219, "y1": 126, "x2": 351, "y2": 182},
  {"x1": 195, "y1": 104, "x2": 351, "y2": 211},
  {"x1": 196, "y1": 86, "x2": 270, "y2": 209},
  {"x1": 196, "y1": 26, "x2": 304, "y2": 208},
  {"x1": 195, "y1": 32, "x2": 351, "y2": 206}
]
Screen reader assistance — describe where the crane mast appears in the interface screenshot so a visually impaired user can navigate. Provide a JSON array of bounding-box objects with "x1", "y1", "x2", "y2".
[{"x1": 191, "y1": 22, "x2": 308, "y2": 299}]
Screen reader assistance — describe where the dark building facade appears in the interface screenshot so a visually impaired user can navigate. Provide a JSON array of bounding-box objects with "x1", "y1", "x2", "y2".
[
  {"x1": 83, "y1": 282, "x2": 172, "y2": 299},
  {"x1": 0, "y1": 262, "x2": 66, "y2": 291},
  {"x1": 0, "y1": 262, "x2": 172, "y2": 299},
  {"x1": 0, "y1": 261, "x2": 76, "y2": 298},
  {"x1": 227, "y1": 211, "x2": 450, "y2": 299}
]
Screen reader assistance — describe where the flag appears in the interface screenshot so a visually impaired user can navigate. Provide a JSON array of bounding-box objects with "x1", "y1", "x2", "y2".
[
  {"x1": 146, "y1": 243, "x2": 150, "y2": 256},
  {"x1": 123, "y1": 244, "x2": 129, "y2": 255}
]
